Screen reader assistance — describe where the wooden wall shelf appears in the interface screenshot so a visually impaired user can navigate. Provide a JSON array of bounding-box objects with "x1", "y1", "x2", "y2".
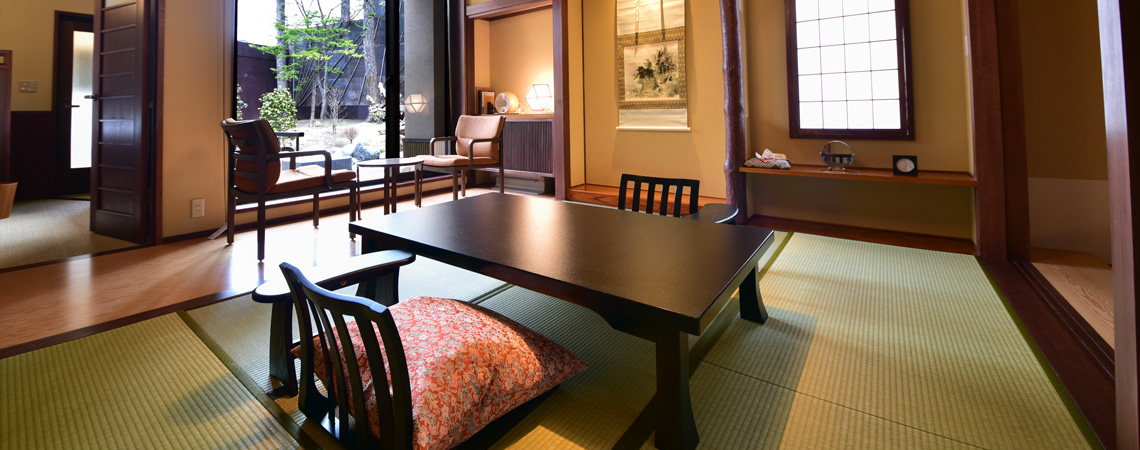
[{"x1": 740, "y1": 164, "x2": 977, "y2": 187}]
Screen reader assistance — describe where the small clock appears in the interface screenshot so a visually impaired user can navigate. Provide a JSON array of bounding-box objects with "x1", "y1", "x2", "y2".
[{"x1": 893, "y1": 155, "x2": 918, "y2": 176}]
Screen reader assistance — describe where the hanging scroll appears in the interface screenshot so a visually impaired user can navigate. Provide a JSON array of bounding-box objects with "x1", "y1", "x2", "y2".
[{"x1": 616, "y1": 0, "x2": 688, "y2": 130}]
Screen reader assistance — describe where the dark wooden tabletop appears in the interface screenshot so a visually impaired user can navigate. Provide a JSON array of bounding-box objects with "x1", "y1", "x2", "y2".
[{"x1": 350, "y1": 194, "x2": 774, "y2": 335}]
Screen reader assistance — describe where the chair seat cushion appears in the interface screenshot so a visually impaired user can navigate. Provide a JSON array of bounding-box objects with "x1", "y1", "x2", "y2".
[
  {"x1": 296, "y1": 296, "x2": 588, "y2": 450},
  {"x1": 268, "y1": 166, "x2": 356, "y2": 194},
  {"x1": 422, "y1": 155, "x2": 497, "y2": 168}
]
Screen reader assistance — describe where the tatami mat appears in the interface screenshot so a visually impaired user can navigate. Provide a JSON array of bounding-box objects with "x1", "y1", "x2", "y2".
[
  {"x1": 698, "y1": 234, "x2": 1093, "y2": 449},
  {"x1": 478, "y1": 287, "x2": 659, "y2": 449},
  {"x1": 0, "y1": 314, "x2": 298, "y2": 450}
]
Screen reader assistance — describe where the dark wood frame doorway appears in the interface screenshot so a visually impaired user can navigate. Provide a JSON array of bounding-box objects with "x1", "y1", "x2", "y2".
[
  {"x1": 450, "y1": 0, "x2": 569, "y2": 200},
  {"x1": 0, "y1": 50, "x2": 11, "y2": 183},
  {"x1": 54, "y1": 12, "x2": 95, "y2": 196},
  {"x1": 718, "y1": 0, "x2": 1137, "y2": 447}
]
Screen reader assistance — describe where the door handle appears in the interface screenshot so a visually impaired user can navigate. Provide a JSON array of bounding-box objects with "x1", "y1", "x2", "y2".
[
  {"x1": 83, "y1": 95, "x2": 97, "y2": 100},
  {"x1": 71, "y1": 105, "x2": 81, "y2": 108}
]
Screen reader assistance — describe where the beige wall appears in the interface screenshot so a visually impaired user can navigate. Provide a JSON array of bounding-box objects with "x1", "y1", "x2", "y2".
[
  {"x1": 1020, "y1": 0, "x2": 1111, "y2": 262},
  {"x1": 0, "y1": 0, "x2": 94, "y2": 111},
  {"x1": 487, "y1": 10, "x2": 554, "y2": 113},
  {"x1": 474, "y1": 20, "x2": 491, "y2": 89},
  {"x1": 741, "y1": 0, "x2": 975, "y2": 238},
  {"x1": 582, "y1": 0, "x2": 729, "y2": 197},
  {"x1": 160, "y1": 0, "x2": 230, "y2": 237}
]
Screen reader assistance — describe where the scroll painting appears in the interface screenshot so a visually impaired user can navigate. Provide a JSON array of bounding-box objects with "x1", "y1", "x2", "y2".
[{"x1": 616, "y1": 0, "x2": 688, "y2": 129}]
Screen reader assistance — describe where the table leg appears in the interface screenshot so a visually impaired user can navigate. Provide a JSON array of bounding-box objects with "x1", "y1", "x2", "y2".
[
  {"x1": 654, "y1": 328, "x2": 699, "y2": 450},
  {"x1": 268, "y1": 301, "x2": 298, "y2": 395},
  {"x1": 414, "y1": 165, "x2": 422, "y2": 207},
  {"x1": 739, "y1": 265, "x2": 769, "y2": 323},
  {"x1": 383, "y1": 167, "x2": 392, "y2": 215}
]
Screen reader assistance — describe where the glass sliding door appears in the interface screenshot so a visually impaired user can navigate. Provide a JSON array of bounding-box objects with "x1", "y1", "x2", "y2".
[{"x1": 234, "y1": 0, "x2": 448, "y2": 189}]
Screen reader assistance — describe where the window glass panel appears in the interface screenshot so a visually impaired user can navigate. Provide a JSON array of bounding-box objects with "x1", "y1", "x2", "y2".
[
  {"x1": 71, "y1": 31, "x2": 94, "y2": 169},
  {"x1": 843, "y1": 14, "x2": 869, "y2": 43},
  {"x1": 818, "y1": 18, "x2": 845, "y2": 46},
  {"x1": 843, "y1": 0, "x2": 868, "y2": 15},
  {"x1": 800, "y1": 75, "x2": 823, "y2": 102},
  {"x1": 819, "y1": 0, "x2": 844, "y2": 19},
  {"x1": 868, "y1": 11, "x2": 896, "y2": 41},
  {"x1": 871, "y1": 69, "x2": 899, "y2": 99},
  {"x1": 873, "y1": 100, "x2": 901, "y2": 128},
  {"x1": 797, "y1": 0, "x2": 820, "y2": 21},
  {"x1": 823, "y1": 101, "x2": 849, "y2": 128},
  {"x1": 798, "y1": 48, "x2": 822, "y2": 75},
  {"x1": 848, "y1": 100, "x2": 874, "y2": 128},
  {"x1": 869, "y1": 40, "x2": 898, "y2": 70},
  {"x1": 798, "y1": 21, "x2": 820, "y2": 48},
  {"x1": 820, "y1": 46, "x2": 846, "y2": 73},
  {"x1": 801, "y1": 102, "x2": 824, "y2": 128},
  {"x1": 822, "y1": 73, "x2": 847, "y2": 100},
  {"x1": 845, "y1": 43, "x2": 871, "y2": 71},
  {"x1": 867, "y1": 0, "x2": 894, "y2": 13},
  {"x1": 846, "y1": 72, "x2": 872, "y2": 100}
]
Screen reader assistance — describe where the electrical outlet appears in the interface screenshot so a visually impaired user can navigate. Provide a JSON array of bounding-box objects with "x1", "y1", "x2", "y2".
[{"x1": 191, "y1": 198, "x2": 205, "y2": 218}]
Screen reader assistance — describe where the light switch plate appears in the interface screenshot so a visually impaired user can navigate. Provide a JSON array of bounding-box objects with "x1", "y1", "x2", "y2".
[{"x1": 18, "y1": 81, "x2": 37, "y2": 93}]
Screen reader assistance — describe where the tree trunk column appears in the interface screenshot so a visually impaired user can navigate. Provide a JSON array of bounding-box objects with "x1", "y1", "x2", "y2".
[{"x1": 720, "y1": 0, "x2": 747, "y2": 224}]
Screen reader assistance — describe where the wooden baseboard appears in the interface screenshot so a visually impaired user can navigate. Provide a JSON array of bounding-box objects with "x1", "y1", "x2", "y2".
[
  {"x1": 983, "y1": 258, "x2": 1114, "y2": 448},
  {"x1": 747, "y1": 215, "x2": 976, "y2": 255}
]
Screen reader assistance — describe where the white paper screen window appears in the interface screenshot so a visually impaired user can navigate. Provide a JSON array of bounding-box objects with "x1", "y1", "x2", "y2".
[{"x1": 794, "y1": 0, "x2": 901, "y2": 131}]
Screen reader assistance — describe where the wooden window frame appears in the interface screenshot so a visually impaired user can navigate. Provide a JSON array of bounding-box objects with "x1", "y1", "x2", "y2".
[{"x1": 784, "y1": 0, "x2": 916, "y2": 140}]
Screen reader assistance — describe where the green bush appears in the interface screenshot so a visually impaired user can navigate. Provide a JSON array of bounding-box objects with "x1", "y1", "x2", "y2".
[
  {"x1": 235, "y1": 84, "x2": 249, "y2": 120},
  {"x1": 258, "y1": 87, "x2": 298, "y2": 131}
]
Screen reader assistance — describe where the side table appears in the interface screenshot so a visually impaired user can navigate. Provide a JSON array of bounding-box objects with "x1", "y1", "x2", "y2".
[{"x1": 356, "y1": 156, "x2": 425, "y2": 216}]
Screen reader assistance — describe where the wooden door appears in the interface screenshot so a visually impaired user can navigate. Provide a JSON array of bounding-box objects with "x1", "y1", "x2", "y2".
[
  {"x1": 0, "y1": 50, "x2": 11, "y2": 182},
  {"x1": 91, "y1": 0, "x2": 155, "y2": 243},
  {"x1": 55, "y1": 13, "x2": 95, "y2": 195}
]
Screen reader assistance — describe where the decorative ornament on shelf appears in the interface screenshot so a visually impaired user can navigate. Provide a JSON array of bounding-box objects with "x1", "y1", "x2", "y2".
[
  {"x1": 495, "y1": 92, "x2": 519, "y2": 114},
  {"x1": 820, "y1": 140, "x2": 853, "y2": 171},
  {"x1": 525, "y1": 84, "x2": 553, "y2": 113},
  {"x1": 893, "y1": 155, "x2": 918, "y2": 176}
]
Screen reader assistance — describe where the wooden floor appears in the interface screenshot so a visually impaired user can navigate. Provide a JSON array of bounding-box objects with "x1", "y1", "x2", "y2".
[
  {"x1": 0, "y1": 188, "x2": 508, "y2": 358},
  {"x1": 1031, "y1": 247, "x2": 1115, "y2": 347}
]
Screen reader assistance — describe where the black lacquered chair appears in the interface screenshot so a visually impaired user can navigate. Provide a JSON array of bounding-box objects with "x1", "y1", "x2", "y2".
[{"x1": 618, "y1": 173, "x2": 739, "y2": 224}]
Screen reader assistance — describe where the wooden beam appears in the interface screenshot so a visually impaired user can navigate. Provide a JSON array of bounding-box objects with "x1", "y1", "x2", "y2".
[
  {"x1": 1099, "y1": 0, "x2": 1140, "y2": 448},
  {"x1": 966, "y1": 0, "x2": 1008, "y2": 260},
  {"x1": 719, "y1": 0, "x2": 747, "y2": 224},
  {"x1": 466, "y1": 0, "x2": 551, "y2": 20},
  {"x1": 552, "y1": 0, "x2": 569, "y2": 200}
]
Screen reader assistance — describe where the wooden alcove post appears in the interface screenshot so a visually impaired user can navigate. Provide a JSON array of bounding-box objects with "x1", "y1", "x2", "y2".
[{"x1": 719, "y1": 0, "x2": 747, "y2": 224}]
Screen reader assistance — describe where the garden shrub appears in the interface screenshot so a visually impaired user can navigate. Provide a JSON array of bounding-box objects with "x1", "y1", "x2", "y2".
[{"x1": 259, "y1": 87, "x2": 298, "y2": 131}]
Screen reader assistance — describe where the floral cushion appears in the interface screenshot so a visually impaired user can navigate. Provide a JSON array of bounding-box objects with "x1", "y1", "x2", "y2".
[{"x1": 294, "y1": 296, "x2": 588, "y2": 450}]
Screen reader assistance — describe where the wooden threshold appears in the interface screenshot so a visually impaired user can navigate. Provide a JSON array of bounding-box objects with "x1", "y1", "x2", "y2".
[
  {"x1": 567, "y1": 183, "x2": 727, "y2": 212},
  {"x1": 1030, "y1": 248, "x2": 1114, "y2": 347},
  {"x1": 740, "y1": 164, "x2": 977, "y2": 187},
  {"x1": 748, "y1": 215, "x2": 976, "y2": 255},
  {"x1": 983, "y1": 258, "x2": 1113, "y2": 448}
]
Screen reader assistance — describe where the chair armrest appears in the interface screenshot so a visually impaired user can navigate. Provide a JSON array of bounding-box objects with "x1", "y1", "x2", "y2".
[
  {"x1": 428, "y1": 136, "x2": 457, "y2": 156},
  {"x1": 252, "y1": 250, "x2": 417, "y2": 304},
  {"x1": 269, "y1": 150, "x2": 338, "y2": 187},
  {"x1": 685, "y1": 203, "x2": 739, "y2": 224}
]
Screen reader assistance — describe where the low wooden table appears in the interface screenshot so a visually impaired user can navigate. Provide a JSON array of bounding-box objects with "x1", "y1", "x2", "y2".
[
  {"x1": 349, "y1": 193, "x2": 775, "y2": 450},
  {"x1": 356, "y1": 156, "x2": 425, "y2": 216}
]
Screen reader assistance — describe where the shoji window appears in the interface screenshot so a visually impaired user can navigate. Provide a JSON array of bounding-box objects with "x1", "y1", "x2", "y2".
[{"x1": 786, "y1": 0, "x2": 915, "y2": 140}]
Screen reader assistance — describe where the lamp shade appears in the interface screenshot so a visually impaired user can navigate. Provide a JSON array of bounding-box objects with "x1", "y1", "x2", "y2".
[
  {"x1": 404, "y1": 94, "x2": 428, "y2": 113},
  {"x1": 525, "y1": 84, "x2": 553, "y2": 113}
]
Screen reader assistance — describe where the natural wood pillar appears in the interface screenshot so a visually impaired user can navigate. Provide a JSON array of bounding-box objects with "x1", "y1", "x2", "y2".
[
  {"x1": 719, "y1": 0, "x2": 747, "y2": 223},
  {"x1": 1099, "y1": 1, "x2": 1140, "y2": 448}
]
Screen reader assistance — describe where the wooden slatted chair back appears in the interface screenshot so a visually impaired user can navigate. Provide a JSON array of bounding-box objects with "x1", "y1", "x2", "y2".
[
  {"x1": 618, "y1": 173, "x2": 700, "y2": 217},
  {"x1": 279, "y1": 262, "x2": 414, "y2": 450}
]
